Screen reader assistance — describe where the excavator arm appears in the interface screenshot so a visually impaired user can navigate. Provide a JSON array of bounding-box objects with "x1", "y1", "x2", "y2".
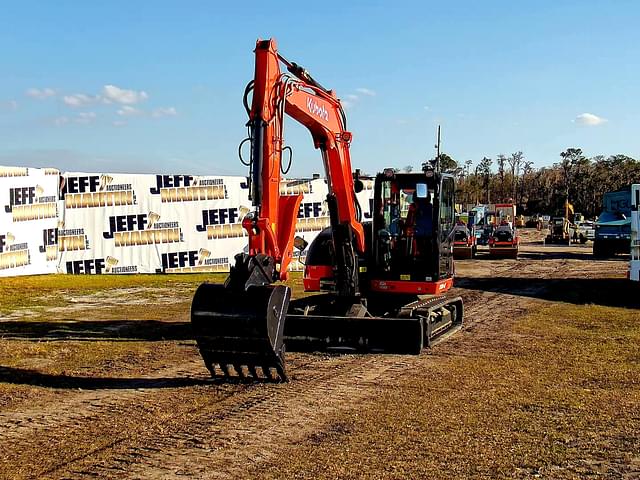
[{"x1": 244, "y1": 38, "x2": 364, "y2": 288}]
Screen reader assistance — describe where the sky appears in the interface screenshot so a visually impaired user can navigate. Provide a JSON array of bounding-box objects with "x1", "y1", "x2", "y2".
[{"x1": 0, "y1": 0, "x2": 638, "y2": 177}]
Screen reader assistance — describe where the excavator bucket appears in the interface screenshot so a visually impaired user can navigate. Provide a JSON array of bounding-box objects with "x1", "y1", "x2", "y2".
[{"x1": 191, "y1": 283, "x2": 290, "y2": 382}]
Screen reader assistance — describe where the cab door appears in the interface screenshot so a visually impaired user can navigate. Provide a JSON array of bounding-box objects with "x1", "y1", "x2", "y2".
[{"x1": 439, "y1": 176, "x2": 455, "y2": 278}]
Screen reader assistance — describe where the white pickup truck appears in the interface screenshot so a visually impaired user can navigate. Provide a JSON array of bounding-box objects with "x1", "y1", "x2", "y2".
[{"x1": 571, "y1": 220, "x2": 596, "y2": 243}]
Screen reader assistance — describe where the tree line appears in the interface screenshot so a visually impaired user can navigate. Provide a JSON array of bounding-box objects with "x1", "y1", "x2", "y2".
[{"x1": 424, "y1": 149, "x2": 640, "y2": 218}]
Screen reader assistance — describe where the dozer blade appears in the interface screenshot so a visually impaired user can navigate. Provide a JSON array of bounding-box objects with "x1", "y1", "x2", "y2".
[
  {"x1": 191, "y1": 283, "x2": 290, "y2": 382},
  {"x1": 283, "y1": 295, "x2": 463, "y2": 354},
  {"x1": 284, "y1": 314, "x2": 425, "y2": 354}
]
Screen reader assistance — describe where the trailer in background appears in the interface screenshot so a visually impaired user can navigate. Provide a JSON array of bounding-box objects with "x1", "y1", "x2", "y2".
[
  {"x1": 631, "y1": 184, "x2": 639, "y2": 282},
  {"x1": 594, "y1": 188, "x2": 632, "y2": 258}
]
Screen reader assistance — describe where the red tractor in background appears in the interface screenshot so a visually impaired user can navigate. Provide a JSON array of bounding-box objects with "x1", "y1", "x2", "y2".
[
  {"x1": 452, "y1": 222, "x2": 477, "y2": 259},
  {"x1": 488, "y1": 221, "x2": 519, "y2": 259}
]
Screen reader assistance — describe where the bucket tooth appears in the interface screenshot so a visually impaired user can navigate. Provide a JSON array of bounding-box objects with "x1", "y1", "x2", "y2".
[
  {"x1": 275, "y1": 363, "x2": 287, "y2": 382},
  {"x1": 234, "y1": 364, "x2": 245, "y2": 380},
  {"x1": 202, "y1": 356, "x2": 216, "y2": 377}
]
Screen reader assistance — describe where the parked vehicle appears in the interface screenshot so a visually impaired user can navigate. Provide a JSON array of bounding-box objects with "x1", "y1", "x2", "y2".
[
  {"x1": 469, "y1": 205, "x2": 495, "y2": 246},
  {"x1": 541, "y1": 215, "x2": 551, "y2": 229},
  {"x1": 546, "y1": 217, "x2": 571, "y2": 244},
  {"x1": 488, "y1": 222, "x2": 519, "y2": 259},
  {"x1": 452, "y1": 223, "x2": 476, "y2": 259},
  {"x1": 190, "y1": 39, "x2": 464, "y2": 382},
  {"x1": 571, "y1": 220, "x2": 595, "y2": 244},
  {"x1": 593, "y1": 188, "x2": 632, "y2": 258},
  {"x1": 494, "y1": 203, "x2": 516, "y2": 228},
  {"x1": 630, "y1": 184, "x2": 639, "y2": 281}
]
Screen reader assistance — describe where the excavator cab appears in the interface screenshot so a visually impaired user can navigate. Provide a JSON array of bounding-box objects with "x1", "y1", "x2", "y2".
[{"x1": 368, "y1": 170, "x2": 456, "y2": 294}]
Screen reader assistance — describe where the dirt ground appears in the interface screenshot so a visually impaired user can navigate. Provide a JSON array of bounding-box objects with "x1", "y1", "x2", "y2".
[{"x1": 0, "y1": 229, "x2": 638, "y2": 479}]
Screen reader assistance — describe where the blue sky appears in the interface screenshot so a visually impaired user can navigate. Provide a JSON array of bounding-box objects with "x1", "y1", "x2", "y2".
[{"x1": 0, "y1": 0, "x2": 638, "y2": 176}]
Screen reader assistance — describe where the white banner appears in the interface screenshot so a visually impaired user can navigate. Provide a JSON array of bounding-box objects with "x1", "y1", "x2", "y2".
[
  {"x1": 58, "y1": 173, "x2": 252, "y2": 274},
  {"x1": 1, "y1": 167, "x2": 375, "y2": 276},
  {"x1": 289, "y1": 177, "x2": 374, "y2": 271},
  {"x1": 0, "y1": 166, "x2": 60, "y2": 277}
]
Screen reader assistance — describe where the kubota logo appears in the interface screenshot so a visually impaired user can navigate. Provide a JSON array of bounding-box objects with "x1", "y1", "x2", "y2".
[{"x1": 306, "y1": 98, "x2": 329, "y2": 121}]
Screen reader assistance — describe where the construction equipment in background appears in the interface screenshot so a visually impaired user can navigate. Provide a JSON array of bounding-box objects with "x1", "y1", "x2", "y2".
[
  {"x1": 593, "y1": 188, "x2": 632, "y2": 258},
  {"x1": 470, "y1": 205, "x2": 495, "y2": 247},
  {"x1": 571, "y1": 219, "x2": 595, "y2": 244},
  {"x1": 489, "y1": 221, "x2": 519, "y2": 258},
  {"x1": 544, "y1": 200, "x2": 575, "y2": 245},
  {"x1": 190, "y1": 38, "x2": 463, "y2": 382},
  {"x1": 546, "y1": 217, "x2": 572, "y2": 244},
  {"x1": 494, "y1": 203, "x2": 517, "y2": 228},
  {"x1": 631, "y1": 184, "x2": 639, "y2": 282},
  {"x1": 452, "y1": 221, "x2": 476, "y2": 259}
]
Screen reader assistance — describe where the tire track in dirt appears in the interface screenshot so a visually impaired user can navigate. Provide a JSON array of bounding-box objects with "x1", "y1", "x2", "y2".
[
  {"x1": 0, "y1": 357, "x2": 209, "y2": 443},
  {"x1": 1, "y1": 278, "x2": 527, "y2": 480},
  {"x1": 113, "y1": 279, "x2": 536, "y2": 479},
  {"x1": 78, "y1": 355, "x2": 422, "y2": 479},
  {"x1": 52, "y1": 280, "x2": 534, "y2": 479},
  {"x1": 1, "y1": 246, "x2": 588, "y2": 479},
  {"x1": 1, "y1": 352, "x2": 415, "y2": 478}
]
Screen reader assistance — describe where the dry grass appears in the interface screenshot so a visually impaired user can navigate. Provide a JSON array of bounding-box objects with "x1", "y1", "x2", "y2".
[
  {"x1": 0, "y1": 273, "x2": 223, "y2": 313},
  {"x1": 2, "y1": 269, "x2": 638, "y2": 478},
  {"x1": 0, "y1": 274, "x2": 216, "y2": 408},
  {"x1": 0, "y1": 272, "x2": 308, "y2": 412},
  {"x1": 254, "y1": 303, "x2": 640, "y2": 479}
]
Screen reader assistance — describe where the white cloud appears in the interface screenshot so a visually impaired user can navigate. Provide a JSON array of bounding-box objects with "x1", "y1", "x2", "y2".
[
  {"x1": 75, "y1": 111, "x2": 97, "y2": 124},
  {"x1": 341, "y1": 89, "x2": 377, "y2": 110},
  {"x1": 63, "y1": 93, "x2": 97, "y2": 107},
  {"x1": 423, "y1": 106, "x2": 430, "y2": 111},
  {"x1": 1, "y1": 100, "x2": 18, "y2": 111},
  {"x1": 574, "y1": 112, "x2": 607, "y2": 126},
  {"x1": 51, "y1": 112, "x2": 96, "y2": 126},
  {"x1": 355, "y1": 87, "x2": 376, "y2": 97},
  {"x1": 103, "y1": 85, "x2": 148, "y2": 105},
  {"x1": 117, "y1": 105, "x2": 143, "y2": 117},
  {"x1": 112, "y1": 120, "x2": 127, "y2": 127},
  {"x1": 53, "y1": 116, "x2": 70, "y2": 126},
  {"x1": 152, "y1": 106, "x2": 177, "y2": 118},
  {"x1": 26, "y1": 88, "x2": 56, "y2": 99}
]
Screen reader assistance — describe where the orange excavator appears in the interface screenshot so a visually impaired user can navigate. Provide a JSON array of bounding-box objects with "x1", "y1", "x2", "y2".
[{"x1": 191, "y1": 39, "x2": 463, "y2": 382}]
